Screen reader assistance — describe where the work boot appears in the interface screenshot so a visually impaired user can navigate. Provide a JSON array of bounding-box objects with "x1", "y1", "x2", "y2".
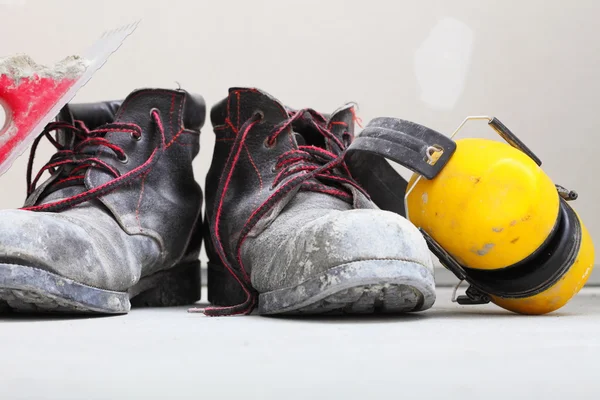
[
  {"x1": 201, "y1": 88, "x2": 436, "y2": 316},
  {"x1": 0, "y1": 88, "x2": 205, "y2": 314}
]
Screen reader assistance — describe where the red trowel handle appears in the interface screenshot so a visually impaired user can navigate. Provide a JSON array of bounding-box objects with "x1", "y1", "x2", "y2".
[
  {"x1": 0, "y1": 20, "x2": 139, "y2": 177},
  {"x1": 0, "y1": 69, "x2": 81, "y2": 167}
]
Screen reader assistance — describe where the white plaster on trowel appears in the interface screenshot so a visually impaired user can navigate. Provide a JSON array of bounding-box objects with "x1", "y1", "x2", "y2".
[
  {"x1": 414, "y1": 17, "x2": 474, "y2": 110},
  {"x1": 0, "y1": 54, "x2": 90, "y2": 87},
  {"x1": 0, "y1": 54, "x2": 89, "y2": 148}
]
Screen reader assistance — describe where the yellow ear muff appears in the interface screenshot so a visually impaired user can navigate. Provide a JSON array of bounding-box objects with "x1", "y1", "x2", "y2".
[
  {"x1": 344, "y1": 115, "x2": 594, "y2": 315},
  {"x1": 403, "y1": 117, "x2": 594, "y2": 315}
]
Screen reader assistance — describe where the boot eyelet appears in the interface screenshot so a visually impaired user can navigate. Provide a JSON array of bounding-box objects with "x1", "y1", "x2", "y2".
[
  {"x1": 271, "y1": 164, "x2": 277, "y2": 173},
  {"x1": 119, "y1": 154, "x2": 129, "y2": 164},
  {"x1": 264, "y1": 137, "x2": 276, "y2": 149},
  {"x1": 255, "y1": 110, "x2": 265, "y2": 123},
  {"x1": 132, "y1": 133, "x2": 142, "y2": 141},
  {"x1": 149, "y1": 107, "x2": 160, "y2": 117}
]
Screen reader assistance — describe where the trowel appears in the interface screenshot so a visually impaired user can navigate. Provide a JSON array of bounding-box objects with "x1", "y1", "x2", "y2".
[{"x1": 0, "y1": 21, "x2": 140, "y2": 177}]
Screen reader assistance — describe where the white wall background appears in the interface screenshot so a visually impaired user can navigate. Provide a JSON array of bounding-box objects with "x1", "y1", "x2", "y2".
[{"x1": 1, "y1": 0, "x2": 598, "y2": 274}]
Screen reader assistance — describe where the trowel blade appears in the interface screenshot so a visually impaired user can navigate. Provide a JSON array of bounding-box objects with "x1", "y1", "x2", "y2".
[{"x1": 0, "y1": 20, "x2": 140, "y2": 177}]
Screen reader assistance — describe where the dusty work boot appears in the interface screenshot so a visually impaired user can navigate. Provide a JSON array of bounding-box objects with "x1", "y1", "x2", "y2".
[
  {"x1": 201, "y1": 87, "x2": 436, "y2": 316},
  {"x1": 0, "y1": 88, "x2": 205, "y2": 314}
]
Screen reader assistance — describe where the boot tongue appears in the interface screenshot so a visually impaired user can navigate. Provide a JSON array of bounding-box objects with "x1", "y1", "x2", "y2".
[
  {"x1": 291, "y1": 113, "x2": 327, "y2": 148},
  {"x1": 25, "y1": 102, "x2": 118, "y2": 205},
  {"x1": 55, "y1": 100, "x2": 122, "y2": 146},
  {"x1": 326, "y1": 103, "x2": 357, "y2": 146},
  {"x1": 293, "y1": 132, "x2": 306, "y2": 146},
  {"x1": 30, "y1": 100, "x2": 126, "y2": 205},
  {"x1": 68, "y1": 100, "x2": 122, "y2": 129},
  {"x1": 288, "y1": 104, "x2": 356, "y2": 151}
]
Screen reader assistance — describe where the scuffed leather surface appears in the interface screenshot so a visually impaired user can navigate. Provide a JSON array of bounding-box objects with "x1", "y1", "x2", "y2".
[
  {"x1": 244, "y1": 192, "x2": 433, "y2": 292},
  {"x1": 0, "y1": 205, "x2": 159, "y2": 291},
  {"x1": 0, "y1": 88, "x2": 205, "y2": 290}
]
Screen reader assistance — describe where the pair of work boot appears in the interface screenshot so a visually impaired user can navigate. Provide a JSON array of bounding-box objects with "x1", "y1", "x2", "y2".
[{"x1": 0, "y1": 87, "x2": 436, "y2": 316}]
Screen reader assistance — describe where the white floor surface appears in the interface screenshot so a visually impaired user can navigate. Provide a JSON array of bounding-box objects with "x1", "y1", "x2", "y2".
[{"x1": 1, "y1": 287, "x2": 598, "y2": 400}]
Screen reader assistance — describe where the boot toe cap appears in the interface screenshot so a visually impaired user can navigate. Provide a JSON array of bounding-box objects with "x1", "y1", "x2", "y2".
[
  {"x1": 309, "y1": 209, "x2": 433, "y2": 268},
  {"x1": 0, "y1": 209, "x2": 97, "y2": 267},
  {"x1": 0, "y1": 209, "x2": 147, "y2": 291},
  {"x1": 248, "y1": 209, "x2": 434, "y2": 292}
]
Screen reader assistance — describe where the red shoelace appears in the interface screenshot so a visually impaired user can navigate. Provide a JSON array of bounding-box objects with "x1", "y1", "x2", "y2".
[
  {"x1": 21, "y1": 110, "x2": 166, "y2": 213},
  {"x1": 196, "y1": 108, "x2": 369, "y2": 317},
  {"x1": 270, "y1": 108, "x2": 367, "y2": 201}
]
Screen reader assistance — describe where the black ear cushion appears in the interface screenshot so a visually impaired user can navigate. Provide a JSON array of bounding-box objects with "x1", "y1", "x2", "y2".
[{"x1": 464, "y1": 199, "x2": 581, "y2": 298}]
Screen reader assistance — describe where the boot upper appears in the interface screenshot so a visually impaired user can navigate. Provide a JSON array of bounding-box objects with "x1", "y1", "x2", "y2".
[
  {"x1": 0, "y1": 88, "x2": 205, "y2": 291},
  {"x1": 204, "y1": 88, "x2": 381, "y2": 314}
]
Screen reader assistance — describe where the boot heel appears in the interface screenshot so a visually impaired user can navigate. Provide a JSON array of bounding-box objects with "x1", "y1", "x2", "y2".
[
  {"x1": 130, "y1": 261, "x2": 201, "y2": 308},
  {"x1": 207, "y1": 262, "x2": 247, "y2": 306}
]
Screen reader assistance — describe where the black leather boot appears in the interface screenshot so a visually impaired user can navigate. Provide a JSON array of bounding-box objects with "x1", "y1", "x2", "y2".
[
  {"x1": 0, "y1": 88, "x2": 205, "y2": 314},
  {"x1": 201, "y1": 88, "x2": 435, "y2": 316}
]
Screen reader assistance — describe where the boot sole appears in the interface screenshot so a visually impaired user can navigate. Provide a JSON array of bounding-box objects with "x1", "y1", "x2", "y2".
[
  {"x1": 0, "y1": 261, "x2": 201, "y2": 314},
  {"x1": 209, "y1": 259, "x2": 436, "y2": 315}
]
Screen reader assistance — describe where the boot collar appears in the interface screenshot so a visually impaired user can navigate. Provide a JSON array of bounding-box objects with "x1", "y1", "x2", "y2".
[
  {"x1": 23, "y1": 88, "x2": 204, "y2": 210},
  {"x1": 212, "y1": 87, "x2": 357, "y2": 152}
]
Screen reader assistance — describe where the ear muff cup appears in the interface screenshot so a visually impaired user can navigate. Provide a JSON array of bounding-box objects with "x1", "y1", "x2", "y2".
[
  {"x1": 406, "y1": 137, "x2": 562, "y2": 272},
  {"x1": 463, "y1": 199, "x2": 579, "y2": 297},
  {"x1": 401, "y1": 137, "x2": 594, "y2": 315},
  {"x1": 489, "y1": 202, "x2": 595, "y2": 315}
]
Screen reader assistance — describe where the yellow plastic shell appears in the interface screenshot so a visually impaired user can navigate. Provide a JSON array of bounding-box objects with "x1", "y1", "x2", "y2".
[{"x1": 406, "y1": 138, "x2": 560, "y2": 271}]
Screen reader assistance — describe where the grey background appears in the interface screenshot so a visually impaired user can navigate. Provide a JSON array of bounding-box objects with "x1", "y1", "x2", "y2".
[{"x1": 1, "y1": 0, "x2": 597, "y2": 284}]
